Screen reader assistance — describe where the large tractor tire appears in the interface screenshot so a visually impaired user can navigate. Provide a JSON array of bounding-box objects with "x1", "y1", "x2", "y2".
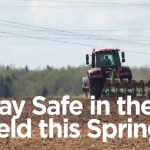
[
  {"x1": 82, "y1": 76, "x2": 90, "y2": 99},
  {"x1": 89, "y1": 78, "x2": 103, "y2": 99}
]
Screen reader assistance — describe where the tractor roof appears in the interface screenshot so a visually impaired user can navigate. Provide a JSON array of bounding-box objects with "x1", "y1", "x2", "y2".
[{"x1": 92, "y1": 48, "x2": 120, "y2": 53}]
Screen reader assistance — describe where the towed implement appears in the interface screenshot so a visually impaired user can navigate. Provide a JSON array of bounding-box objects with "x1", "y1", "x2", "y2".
[{"x1": 82, "y1": 48, "x2": 150, "y2": 99}]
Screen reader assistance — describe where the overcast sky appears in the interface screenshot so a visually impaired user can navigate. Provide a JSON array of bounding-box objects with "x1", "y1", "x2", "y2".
[{"x1": 0, "y1": 0, "x2": 150, "y2": 69}]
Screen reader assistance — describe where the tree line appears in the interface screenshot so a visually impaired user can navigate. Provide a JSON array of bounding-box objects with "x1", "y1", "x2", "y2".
[{"x1": 0, "y1": 65, "x2": 149, "y2": 98}]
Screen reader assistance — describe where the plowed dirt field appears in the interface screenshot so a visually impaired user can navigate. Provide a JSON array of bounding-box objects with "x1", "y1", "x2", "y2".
[{"x1": 0, "y1": 97, "x2": 150, "y2": 150}]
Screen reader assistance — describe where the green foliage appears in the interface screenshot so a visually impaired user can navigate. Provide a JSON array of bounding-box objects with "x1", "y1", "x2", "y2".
[
  {"x1": 131, "y1": 67, "x2": 150, "y2": 80},
  {"x1": 0, "y1": 65, "x2": 149, "y2": 98}
]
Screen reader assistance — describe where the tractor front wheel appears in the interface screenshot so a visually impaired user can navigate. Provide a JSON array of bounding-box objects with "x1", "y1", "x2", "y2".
[{"x1": 89, "y1": 79, "x2": 103, "y2": 99}]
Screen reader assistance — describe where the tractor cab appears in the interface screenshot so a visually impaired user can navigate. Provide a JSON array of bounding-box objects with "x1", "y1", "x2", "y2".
[
  {"x1": 86, "y1": 48, "x2": 131, "y2": 80},
  {"x1": 86, "y1": 48, "x2": 125, "y2": 69},
  {"x1": 95, "y1": 50, "x2": 121, "y2": 68}
]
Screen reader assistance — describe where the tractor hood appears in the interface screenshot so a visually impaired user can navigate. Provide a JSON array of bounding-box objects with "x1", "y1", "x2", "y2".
[
  {"x1": 88, "y1": 68, "x2": 101, "y2": 73},
  {"x1": 88, "y1": 68, "x2": 102, "y2": 79}
]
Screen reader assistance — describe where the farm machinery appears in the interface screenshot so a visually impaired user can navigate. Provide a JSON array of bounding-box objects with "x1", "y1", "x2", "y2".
[{"x1": 82, "y1": 48, "x2": 150, "y2": 99}]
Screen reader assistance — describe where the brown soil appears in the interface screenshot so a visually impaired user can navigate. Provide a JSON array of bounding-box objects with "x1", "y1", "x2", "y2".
[{"x1": 0, "y1": 97, "x2": 150, "y2": 150}]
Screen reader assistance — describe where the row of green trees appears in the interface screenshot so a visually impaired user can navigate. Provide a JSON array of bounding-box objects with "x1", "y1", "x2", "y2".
[
  {"x1": 0, "y1": 65, "x2": 87, "y2": 98},
  {"x1": 0, "y1": 65, "x2": 149, "y2": 98}
]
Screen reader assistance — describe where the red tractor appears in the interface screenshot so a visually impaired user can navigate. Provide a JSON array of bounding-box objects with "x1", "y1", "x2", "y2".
[{"x1": 82, "y1": 48, "x2": 147, "y2": 99}]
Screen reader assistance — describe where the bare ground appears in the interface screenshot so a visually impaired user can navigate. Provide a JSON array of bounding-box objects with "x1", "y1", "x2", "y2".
[{"x1": 0, "y1": 97, "x2": 150, "y2": 150}]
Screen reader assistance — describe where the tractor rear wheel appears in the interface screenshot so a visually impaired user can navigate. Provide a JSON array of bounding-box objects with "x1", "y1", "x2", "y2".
[{"x1": 89, "y1": 78, "x2": 103, "y2": 99}]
